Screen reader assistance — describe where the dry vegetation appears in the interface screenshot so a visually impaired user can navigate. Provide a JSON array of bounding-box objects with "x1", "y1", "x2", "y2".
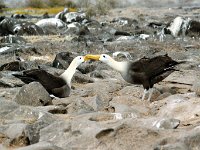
[
  {"x1": 1, "y1": 0, "x2": 124, "y2": 17},
  {"x1": 0, "y1": 0, "x2": 6, "y2": 12},
  {"x1": 25, "y1": 0, "x2": 77, "y2": 8}
]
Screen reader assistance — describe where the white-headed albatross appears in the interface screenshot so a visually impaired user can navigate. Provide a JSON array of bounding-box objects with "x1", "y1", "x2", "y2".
[
  {"x1": 13, "y1": 55, "x2": 96, "y2": 98},
  {"x1": 86, "y1": 54, "x2": 182, "y2": 101}
]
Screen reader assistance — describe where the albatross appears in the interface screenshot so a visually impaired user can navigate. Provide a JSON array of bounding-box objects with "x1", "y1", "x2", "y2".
[
  {"x1": 86, "y1": 54, "x2": 182, "y2": 101},
  {"x1": 13, "y1": 55, "x2": 93, "y2": 98}
]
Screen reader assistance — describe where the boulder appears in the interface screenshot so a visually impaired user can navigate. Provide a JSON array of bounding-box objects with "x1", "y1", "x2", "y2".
[
  {"x1": 153, "y1": 118, "x2": 180, "y2": 129},
  {"x1": 111, "y1": 17, "x2": 136, "y2": 27},
  {"x1": 72, "y1": 72, "x2": 94, "y2": 84},
  {"x1": 0, "y1": 99, "x2": 19, "y2": 119},
  {"x1": 52, "y1": 52, "x2": 75, "y2": 69},
  {"x1": 0, "y1": 75, "x2": 25, "y2": 88},
  {"x1": 15, "y1": 141, "x2": 63, "y2": 150},
  {"x1": 77, "y1": 61, "x2": 97, "y2": 74},
  {"x1": 55, "y1": 8, "x2": 69, "y2": 22},
  {"x1": 11, "y1": 14, "x2": 26, "y2": 19},
  {"x1": 0, "y1": 61, "x2": 26, "y2": 71},
  {"x1": 65, "y1": 22, "x2": 90, "y2": 35},
  {"x1": 13, "y1": 82, "x2": 52, "y2": 106},
  {"x1": 0, "y1": 123, "x2": 29, "y2": 147},
  {"x1": 0, "y1": 44, "x2": 36, "y2": 55},
  {"x1": 36, "y1": 18, "x2": 67, "y2": 35},
  {"x1": 0, "y1": 35, "x2": 27, "y2": 44},
  {"x1": 3, "y1": 106, "x2": 58, "y2": 144},
  {"x1": 66, "y1": 98, "x2": 94, "y2": 114},
  {"x1": 64, "y1": 12, "x2": 86, "y2": 23},
  {"x1": 36, "y1": 18, "x2": 66, "y2": 28},
  {"x1": 0, "y1": 18, "x2": 44, "y2": 36},
  {"x1": 39, "y1": 113, "x2": 124, "y2": 149}
]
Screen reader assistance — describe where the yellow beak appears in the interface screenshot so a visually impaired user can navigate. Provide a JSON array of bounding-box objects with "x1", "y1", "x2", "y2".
[{"x1": 84, "y1": 54, "x2": 100, "y2": 61}]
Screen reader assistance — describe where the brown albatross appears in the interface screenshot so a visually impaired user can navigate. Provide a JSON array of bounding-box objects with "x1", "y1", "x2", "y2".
[
  {"x1": 13, "y1": 55, "x2": 92, "y2": 98},
  {"x1": 86, "y1": 54, "x2": 182, "y2": 101}
]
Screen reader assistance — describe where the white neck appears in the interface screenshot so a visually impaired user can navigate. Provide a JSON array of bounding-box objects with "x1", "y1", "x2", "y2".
[
  {"x1": 59, "y1": 59, "x2": 78, "y2": 87},
  {"x1": 106, "y1": 58, "x2": 128, "y2": 74}
]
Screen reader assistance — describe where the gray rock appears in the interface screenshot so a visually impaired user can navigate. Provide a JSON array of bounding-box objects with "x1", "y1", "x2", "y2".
[
  {"x1": 0, "y1": 44, "x2": 36, "y2": 55},
  {"x1": 118, "y1": 86, "x2": 143, "y2": 98},
  {"x1": 0, "y1": 75, "x2": 25, "y2": 88},
  {"x1": 0, "y1": 123, "x2": 29, "y2": 147},
  {"x1": 0, "y1": 87, "x2": 20, "y2": 101},
  {"x1": 154, "y1": 127, "x2": 200, "y2": 149},
  {"x1": 154, "y1": 142, "x2": 188, "y2": 150},
  {"x1": 13, "y1": 82, "x2": 52, "y2": 106},
  {"x1": 0, "y1": 62, "x2": 26, "y2": 71},
  {"x1": 0, "y1": 144, "x2": 7, "y2": 150},
  {"x1": 98, "y1": 32, "x2": 113, "y2": 42},
  {"x1": 183, "y1": 128, "x2": 200, "y2": 149},
  {"x1": 2, "y1": 123, "x2": 27, "y2": 139},
  {"x1": 55, "y1": 8, "x2": 69, "y2": 22},
  {"x1": 36, "y1": 18, "x2": 66, "y2": 29},
  {"x1": 64, "y1": 12, "x2": 86, "y2": 23},
  {"x1": 36, "y1": 105, "x2": 67, "y2": 114},
  {"x1": 25, "y1": 115, "x2": 57, "y2": 144},
  {"x1": 52, "y1": 98, "x2": 73, "y2": 106},
  {"x1": 116, "y1": 36, "x2": 137, "y2": 41},
  {"x1": 2, "y1": 106, "x2": 58, "y2": 144},
  {"x1": 153, "y1": 118, "x2": 180, "y2": 129},
  {"x1": 0, "y1": 99, "x2": 19, "y2": 118},
  {"x1": 0, "y1": 35, "x2": 27, "y2": 44},
  {"x1": 15, "y1": 141, "x2": 63, "y2": 150},
  {"x1": 66, "y1": 99, "x2": 94, "y2": 114},
  {"x1": 88, "y1": 95, "x2": 105, "y2": 111},
  {"x1": 40, "y1": 113, "x2": 125, "y2": 149},
  {"x1": 11, "y1": 14, "x2": 26, "y2": 19},
  {"x1": 95, "y1": 128, "x2": 115, "y2": 139},
  {"x1": 39, "y1": 120, "x2": 77, "y2": 149},
  {"x1": 72, "y1": 72, "x2": 94, "y2": 84},
  {"x1": 36, "y1": 18, "x2": 67, "y2": 35},
  {"x1": 64, "y1": 34, "x2": 78, "y2": 41},
  {"x1": 156, "y1": 94, "x2": 200, "y2": 121},
  {"x1": 156, "y1": 92, "x2": 172, "y2": 101},
  {"x1": 192, "y1": 80, "x2": 200, "y2": 96},
  {"x1": 0, "y1": 106, "x2": 57, "y2": 146},
  {"x1": 112, "y1": 51, "x2": 133, "y2": 60},
  {"x1": 77, "y1": 61, "x2": 97, "y2": 74},
  {"x1": 112, "y1": 17, "x2": 137, "y2": 27},
  {"x1": 105, "y1": 27, "x2": 131, "y2": 36},
  {"x1": 52, "y1": 52, "x2": 75, "y2": 69},
  {"x1": 65, "y1": 22, "x2": 90, "y2": 35},
  {"x1": 0, "y1": 18, "x2": 44, "y2": 36},
  {"x1": 89, "y1": 70, "x2": 109, "y2": 79}
]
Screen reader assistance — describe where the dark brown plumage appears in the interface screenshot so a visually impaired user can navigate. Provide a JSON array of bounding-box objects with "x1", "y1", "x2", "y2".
[
  {"x1": 13, "y1": 69, "x2": 70, "y2": 98},
  {"x1": 123, "y1": 54, "x2": 178, "y2": 90},
  {"x1": 96, "y1": 54, "x2": 183, "y2": 101},
  {"x1": 13, "y1": 56, "x2": 87, "y2": 98}
]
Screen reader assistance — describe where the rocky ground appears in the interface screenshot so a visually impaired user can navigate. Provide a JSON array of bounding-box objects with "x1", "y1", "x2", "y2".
[{"x1": 1, "y1": 3, "x2": 200, "y2": 150}]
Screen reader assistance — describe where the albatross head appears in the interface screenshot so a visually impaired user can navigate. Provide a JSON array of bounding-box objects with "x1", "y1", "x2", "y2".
[
  {"x1": 99, "y1": 54, "x2": 112, "y2": 63},
  {"x1": 84, "y1": 54, "x2": 128, "y2": 73},
  {"x1": 73, "y1": 55, "x2": 93, "y2": 66},
  {"x1": 75, "y1": 56, "x2": 86, "y2": 65},
  {"x1": 84, "y1": 54, "x2": 115, "y2": 64}
]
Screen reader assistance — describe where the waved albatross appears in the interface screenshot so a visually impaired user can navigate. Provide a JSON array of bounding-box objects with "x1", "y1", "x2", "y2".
[
  {"x1": 86, "y1": 54, "x2": 182, "y2": 101},
  {"x1": 13, "y1": 55, "x2": 93, "y2": 98}
]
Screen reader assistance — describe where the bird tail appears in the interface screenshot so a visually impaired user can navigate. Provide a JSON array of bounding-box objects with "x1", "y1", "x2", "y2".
[
  {"x1": 12, "y1": 73, "x2": 36, "y2": 84},
  {"x1": 177, "y1": 60, "x2": 187, "y2": 64}
]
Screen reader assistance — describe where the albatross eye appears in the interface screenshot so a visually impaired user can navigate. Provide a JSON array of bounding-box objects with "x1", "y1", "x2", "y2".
[{"x1": 103, "y1": 55, "x2": 106, "y2": 58}]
